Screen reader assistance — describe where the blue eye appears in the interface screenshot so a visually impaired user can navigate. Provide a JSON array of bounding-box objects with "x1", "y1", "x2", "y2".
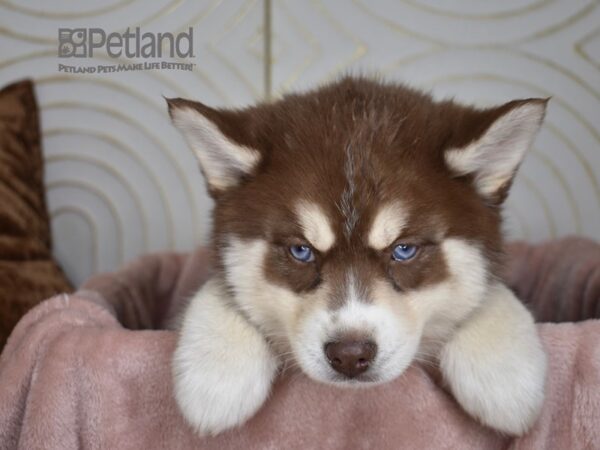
[
  {"x1": 392, "y1": 244, "x2": 418, "y2": 261},
  {"x1": 289, "y1": 245, "x2": 314, "y2": 262}
]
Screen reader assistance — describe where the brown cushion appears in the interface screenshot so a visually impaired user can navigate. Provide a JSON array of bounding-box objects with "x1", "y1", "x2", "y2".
[{"x1": 0, "y1": 79, "x2": 72, "y2": 349}]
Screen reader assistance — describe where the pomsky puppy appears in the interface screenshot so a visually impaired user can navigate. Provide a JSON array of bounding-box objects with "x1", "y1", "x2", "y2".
[{"x1": 167, "y1": 76, "x2": 547, "y2": 437}]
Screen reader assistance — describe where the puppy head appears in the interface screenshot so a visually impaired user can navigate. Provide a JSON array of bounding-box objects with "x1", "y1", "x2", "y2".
[{"x1": 168, "y1": 77, "x2": 546, "y2": 385}]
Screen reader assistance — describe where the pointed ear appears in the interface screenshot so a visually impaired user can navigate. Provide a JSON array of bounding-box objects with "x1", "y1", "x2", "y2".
[
  {"x1": 166, "y1": 98, "x2": 261, "y2": 194},
  {"x1": 445, "y1": 98, "x2": 548, "y2": 204}
]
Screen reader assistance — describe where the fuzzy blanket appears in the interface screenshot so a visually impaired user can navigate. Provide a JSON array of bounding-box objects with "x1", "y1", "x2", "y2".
[{"x1": 0, "y1": 237, "x2": 599, "y2": 449}]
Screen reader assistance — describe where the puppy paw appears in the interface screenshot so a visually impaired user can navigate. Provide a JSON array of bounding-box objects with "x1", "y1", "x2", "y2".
[
  {"x1": 440, "y1": 283, "x2": 546, "y2": 436},
  {"x1": 172, "y1": 279, "x2": 278, "y2": 435}
]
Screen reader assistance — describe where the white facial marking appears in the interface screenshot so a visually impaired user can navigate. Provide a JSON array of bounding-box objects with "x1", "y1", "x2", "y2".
[
  {"x1": 333, "y1": 273, "x2": 371, "y2": 334},
  {"x1": 295, "y1": 201, "x2": 336, "y2": 252},
  {"x1": 340, "y1": 143, "x2": 359, "y2": 238},
  {"x1": 407, "y1": 238, "x2": 489, "y2": 346},
  {"x1": 445, "y1": 101, "x2": 546, "y2": 198},
  {"x1": 292, "y1": 272, "x2": 419, "y2": 385},
  {"x1": 222, "y1": 237, "x2": 299, "y2": 335},
  {"x1": 368, "y1": 202, "x2": 409, "y2": 250},
  {"x1": 171, "y1": 107, "x2": 261, "y2": 190}
]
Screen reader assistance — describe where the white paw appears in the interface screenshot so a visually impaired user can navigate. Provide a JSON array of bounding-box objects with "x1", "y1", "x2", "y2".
[
  {"x1": 440, "y1": 283, "x2": 547, "y2": 436},
  {"x1": 172, "y1": 279, "x2": 278, "y2": 435}
]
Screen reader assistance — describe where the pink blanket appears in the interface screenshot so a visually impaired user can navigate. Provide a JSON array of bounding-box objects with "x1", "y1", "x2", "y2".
[{"x1": 1, "y1": 238, "x2": 599, "y2": 449}]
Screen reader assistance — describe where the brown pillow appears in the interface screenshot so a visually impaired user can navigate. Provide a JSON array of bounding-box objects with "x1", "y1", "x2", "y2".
[{"x1": 0, "y1": 79, "x2": 72, "y2": 349}]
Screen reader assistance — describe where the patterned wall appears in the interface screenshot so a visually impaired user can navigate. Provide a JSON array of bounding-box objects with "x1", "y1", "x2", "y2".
[{"x1": 0, "y1": 0, "x2": 599, "y2": 285}]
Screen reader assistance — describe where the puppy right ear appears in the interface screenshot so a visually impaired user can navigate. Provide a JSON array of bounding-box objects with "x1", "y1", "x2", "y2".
[
  {"x1": 167, "y1": 98, "x2": 262, "y2": 194},
  {"x1": 444, "y1": 99, "x2": 547, "y2": 205}
]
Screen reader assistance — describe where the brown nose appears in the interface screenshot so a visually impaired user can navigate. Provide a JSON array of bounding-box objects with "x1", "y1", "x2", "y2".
[{"x1": 324, "y1": 341, "x2": 377, "y2": 378}]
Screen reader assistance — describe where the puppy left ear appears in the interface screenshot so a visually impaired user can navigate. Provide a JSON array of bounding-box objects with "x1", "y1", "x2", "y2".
[
  {"x1": 445, "y1": 98, "x2": 548, "y2": 204},
  {"x1": 167, "y1": 98, "x2": 262, "y2": 195}
]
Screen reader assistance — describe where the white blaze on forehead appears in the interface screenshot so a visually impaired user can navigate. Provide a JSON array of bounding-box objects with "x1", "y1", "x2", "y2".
[
  {"x1": 295, "y1": 201, "x2": 335, "y2": 252},
  {"x1": 368, "y1": 202, "x2": 409, "y2": 250}
]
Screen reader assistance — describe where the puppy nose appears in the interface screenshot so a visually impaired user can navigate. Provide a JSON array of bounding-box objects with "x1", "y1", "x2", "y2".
[{"x1": 324, "y1": 341, "x2": 377, "y2": 378}]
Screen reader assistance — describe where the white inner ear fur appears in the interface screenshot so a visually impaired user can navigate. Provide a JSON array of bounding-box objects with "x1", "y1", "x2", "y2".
[
  {"x1": 295, "y1": 201, "x2": 336, "y2": 252},
  {"x1": 445, "y1": 101, "x2": 546, "y2": 199},
  {"x1": 440, "y1": 282, "x2": 547, "y2": 436},
  {"x1": 172, "y1": 278, "x2": 278, "y2": 435},
  {"x1": 170, "y1": 107, "x2": 261, "y2": 190},
  {"x1": 368, "y1": 202, "x2": 409, "y2": 250}
]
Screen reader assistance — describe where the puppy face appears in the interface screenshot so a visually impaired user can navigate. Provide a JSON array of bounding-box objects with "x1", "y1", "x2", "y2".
[{"x1": 169, "y1": 77, "x2": 546, "y2": 386}]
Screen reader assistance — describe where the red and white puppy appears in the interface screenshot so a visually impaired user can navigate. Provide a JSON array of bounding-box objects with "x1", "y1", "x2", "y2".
[{"x1": 168, "y1": 77, "x2": 547, "y2": 436}]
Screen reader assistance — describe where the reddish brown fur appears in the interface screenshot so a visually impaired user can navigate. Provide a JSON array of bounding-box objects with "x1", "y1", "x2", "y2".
[{"x1": 169, "y1": 76, "x2": 533, "y2": 301}]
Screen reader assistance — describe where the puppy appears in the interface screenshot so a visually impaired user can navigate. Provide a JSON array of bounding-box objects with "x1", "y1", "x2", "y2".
[{"x1": 168, "y1": 76, "x2": 547, "y2": 436}]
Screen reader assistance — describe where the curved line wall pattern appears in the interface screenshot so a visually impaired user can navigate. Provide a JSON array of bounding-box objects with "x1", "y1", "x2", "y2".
[{"x1": 0, "y1": 0, "x2": 598, "y2": 286}]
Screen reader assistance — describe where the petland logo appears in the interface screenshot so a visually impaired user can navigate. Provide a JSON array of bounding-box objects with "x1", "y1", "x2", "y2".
[{"x1": 57, "y1": 27, "x2": 196, "y2": 73}]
